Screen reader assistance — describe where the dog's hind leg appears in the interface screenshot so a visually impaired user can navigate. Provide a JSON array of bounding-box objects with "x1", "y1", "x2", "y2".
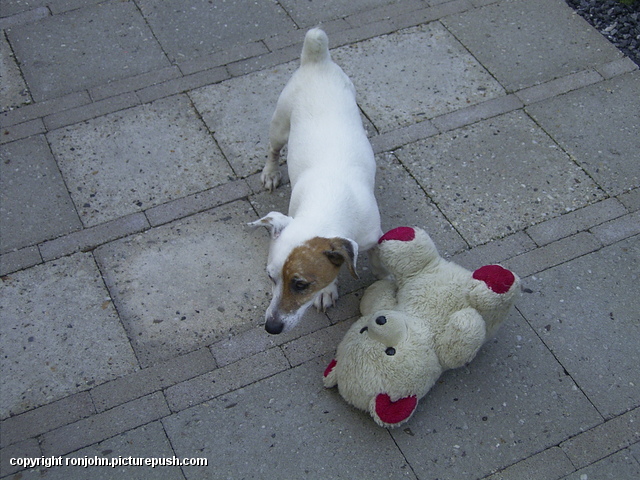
[{"x1": 261, "y1": 93, "x2": 292, "y2": 191}]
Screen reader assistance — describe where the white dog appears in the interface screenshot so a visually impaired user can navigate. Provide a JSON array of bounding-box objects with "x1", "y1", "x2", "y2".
[{"x1": 250, "y1": 28, "x2": 382, "y2": 335}]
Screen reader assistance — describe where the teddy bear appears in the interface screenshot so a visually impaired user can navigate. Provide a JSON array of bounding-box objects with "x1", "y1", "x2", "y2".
[{"x1": 323, "y1": 226, "x2": 520, "y2": 428}]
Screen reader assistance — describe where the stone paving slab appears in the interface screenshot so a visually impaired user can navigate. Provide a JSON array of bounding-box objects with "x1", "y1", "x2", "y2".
[
  {"x1": 6, "y1": 0, "x2": 170, "y2": 101},
  {"x1": 189, "y1": 63, "x2": 296, "y2": 178},
  {"x1": 395, "y1": 110, "x2": 605, "y2": 246},
  {"x1": 0, "y1": 32, "x2": 29, "y2": 111},
  {"x1": 0, "y1": 135, "x2": 82, "y2": 253},
  {"x1": 162, "y1": 355, "x2": 418, "y2": 480},
  {"x1": 95, "y1": 201, "x2": 270, "y2": 367},
  {"x1": 332, "y1": 23, "x2": 505, "y2": 133},
  {"x1": 442, "y1": 0, "x2": 624, "y2": 92},
  {"x1": 0, "y1": 253, "x2": 137, "y2": 418},
  {"x1": 47, "y1": 94, "x2": 232, "y2": 227},
  {"x1": 517, "y1": 236, "x2": 640, "y2": 419},
  {"x1": 526, "y1": 71, "x2": 640, "y2": 196},
  {"x1": 135, "y1": 0, "x2": 295, "y2": 62}
]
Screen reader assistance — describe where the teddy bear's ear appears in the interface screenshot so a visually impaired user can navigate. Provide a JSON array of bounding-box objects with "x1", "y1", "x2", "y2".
[
  {"x1": 323, "y1": 359, "x2": 338, "y2": 388},
  {"x1": 370, "y1": 393, "x2": 418, "y2": 428}
]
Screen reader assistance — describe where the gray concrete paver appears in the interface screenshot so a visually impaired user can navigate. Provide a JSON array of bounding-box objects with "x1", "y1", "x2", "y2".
[
  {"x1": 526, "y1": 71, "x2": 640, "y2": 196},
  {"x1": 0, "y1": 253, "x2": 137, "y2": 418},
  {"x1": 517, "y1": 237, "x2": 640, "y2": 419},
  {"x1": 6, "y1": 0, "x2": 169, "y2": 101},
  {"x1": 1, "y1": 0, "x2": 639, "y2": 478},
  {"x1": 395, "y1": 111, "x2": 605, "y2": 246},
  {"x1": 163, "y1": 355, "x2": 418, "y2": 480},
  {"x1": 47, "y1": 94, "x2": 232, "y2": 227},
  {"x1": 0, "y1": 135, "x2": 82, "y2": 253},
  {"x1": 442, "y1": 0, "x2": 624, "y2": 92},
  {"x1": 95, "y1": 201, "x2": 271, "y2": 367},
  {"x1": 332, "y1": 23, "x2": 505, "y2": 133}
]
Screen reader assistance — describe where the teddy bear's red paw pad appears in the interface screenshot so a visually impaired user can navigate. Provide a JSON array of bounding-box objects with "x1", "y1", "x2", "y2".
[
  {"x1": 473, "y1": 265, "x2": 516, "y2": 294},
  {"x1": 375, "y1": 393, "x2": 417, "y2": 425},
  {"x1": 324, "y1": 359, "x2": 337, "y2": 378},
  {"x1": 379, "y1": 227, "x2": 415, "y2": 244}
]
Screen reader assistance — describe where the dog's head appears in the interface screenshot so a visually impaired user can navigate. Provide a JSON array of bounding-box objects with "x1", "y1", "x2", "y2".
[{"x1": 250, "y1": 212, "x2": 358, "y2": 334}]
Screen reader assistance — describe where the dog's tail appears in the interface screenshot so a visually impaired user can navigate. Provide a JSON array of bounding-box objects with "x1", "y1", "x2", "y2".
[{"x1": 300, "y1": 28, "x2": 330, "y2": 65}]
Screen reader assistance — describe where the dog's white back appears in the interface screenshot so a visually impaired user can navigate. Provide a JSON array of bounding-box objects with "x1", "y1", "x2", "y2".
[{"x1": 251, "y1": 28, "x2": 382, "y2": 334}]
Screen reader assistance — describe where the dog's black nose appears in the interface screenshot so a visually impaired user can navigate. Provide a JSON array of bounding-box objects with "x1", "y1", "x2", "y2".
[{"x1": 265, "y1": 319, "x2": 284, "y2": 335}]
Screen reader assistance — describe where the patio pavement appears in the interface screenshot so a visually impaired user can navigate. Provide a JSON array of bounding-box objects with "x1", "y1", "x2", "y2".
[{"x1": 1, "y1": 0, "x2": 639, "y2": 478}]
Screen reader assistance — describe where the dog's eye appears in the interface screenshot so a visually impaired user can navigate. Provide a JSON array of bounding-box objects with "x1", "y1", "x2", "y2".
[
  {"x1": 291, "y1": 279, "x2": 310, "y2": 293},
  {"x1": 385, "y1": 347, "x2": 396, "y2": 356}
]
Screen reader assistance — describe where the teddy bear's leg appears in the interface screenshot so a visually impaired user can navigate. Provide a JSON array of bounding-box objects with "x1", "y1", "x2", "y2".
[
  {"x1": 436, "y1": 308, "x2": 486, "y2": 370},
  {"x1": 360, "y1": 279, "x2": 398, "y2": 315},
  {"x1": 469, "y1": 265, "x2": 520, "y2": 338},
  {"x1": 323, "y1": 359, "x2": 338, "y2": 388},
  {"x1": 369, "y1": 393, "x2": 418, "y2": 428}
]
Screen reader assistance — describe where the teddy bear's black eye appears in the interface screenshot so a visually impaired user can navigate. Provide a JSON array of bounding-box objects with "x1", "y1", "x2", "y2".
[
  {"x1": 359, "y1": 326, "x2": 368, "y2": 334},
  {"x1": 376, "y1": 315, "x2": 387, "y2": 325},
  {"x1": 385, "y1": 347, "x2": 396, "y2": 356}
]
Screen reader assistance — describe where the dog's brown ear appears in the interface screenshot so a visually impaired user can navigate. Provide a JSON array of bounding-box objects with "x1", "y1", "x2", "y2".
[{"x1": 324, "y1": 238, "x2": 359, "y2": 279}]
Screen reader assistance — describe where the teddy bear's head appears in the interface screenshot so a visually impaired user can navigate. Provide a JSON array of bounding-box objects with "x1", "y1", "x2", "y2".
[{"x1": 323, "y1": 310, "x2": 442, "y2": 428}]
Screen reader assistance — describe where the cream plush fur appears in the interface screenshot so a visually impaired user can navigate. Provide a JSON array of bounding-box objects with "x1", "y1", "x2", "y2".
[{"x1": 323, "y1": 226, "x2": 520, "y2": 428}]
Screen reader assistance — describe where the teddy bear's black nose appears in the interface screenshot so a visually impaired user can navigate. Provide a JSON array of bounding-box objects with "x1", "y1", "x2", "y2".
[
  {"x1": 376, "y1": 315, "x2": 387, "y2": 325},
  {"x1": 385, "y1": 347, "x2": 396, "y2": 356}
]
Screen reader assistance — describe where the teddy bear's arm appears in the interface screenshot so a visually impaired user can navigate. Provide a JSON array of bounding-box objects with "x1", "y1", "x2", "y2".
[
  {"x1": 360, "y1": 279, "x2": 398, "y2": 315},
  {"x1": 436, "y1": 308, "x2": 486, "y2": 370}
]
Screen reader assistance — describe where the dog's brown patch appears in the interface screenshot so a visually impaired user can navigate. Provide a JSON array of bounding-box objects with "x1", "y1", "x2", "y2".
[{"x1": 279, "y1": 237, "x2": 356, "y2": 313}]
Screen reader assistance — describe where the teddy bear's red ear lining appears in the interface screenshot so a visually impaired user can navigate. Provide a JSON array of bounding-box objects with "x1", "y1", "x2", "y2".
[
  {"x1": 324, "y1": 359, "x2": 337, "y2": 378},
  {"x1": 375, "y1": 393, "x2": 417, "y2": 425},
  {"x1": 379, "y1": 227, "x2": 415, "y2": 244},
  {"x1": 472, "y1": 265, "x2": 516, "y2": 294}
]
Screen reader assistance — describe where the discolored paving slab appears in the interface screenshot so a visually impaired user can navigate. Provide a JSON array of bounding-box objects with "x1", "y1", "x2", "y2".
[
  {"x1": 442, "y1": 0, "x2": 624, "y2": 92},
  {"x1": 6, "y1": 0, "x2": 169, "y2": 101},
  {"x1": 48, "y1": 95, "x2": 232, "y2": 227},
  {"x1": 394, "y1": 111, "x2": 605, "y2": 246},
  {"x1": 390, "y1": 311, "x2": 602, "y2": 479},
  {"x1": 526, "y1": 71, "x2": 640, "y2": 197},
  {"x1": 332, "y1": 23, "x2": 504, "y2": 133},
  {"x1": 0, "y1": 135, "x2": 81, "y2": 253},
  {"x1": 516, "y1": 236, "x2": 640, "y2": 419},
  {"x1": 163, "y1": 356, "x2": 417, "y2": 480},
  {"x1": 95, "y1": 201, "x2": 271, "y2": 368},
  {"x1": 0, "y1": 253, "x2": 137, "y2": 418},
  {"x1": 135, "y1": 0, "x2": 295, "y2": 62},
  {"x1": 190, "y1": 62, "x2": 296, "y2": 179}
]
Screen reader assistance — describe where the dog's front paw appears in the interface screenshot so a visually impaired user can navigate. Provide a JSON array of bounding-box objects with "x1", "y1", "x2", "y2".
[
  {"x1": 260, "y1": 168, "x2": 282, "y2": 192},
  {"x1": 314, "y1": 282, "x2": 339, "y2": 312}
]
